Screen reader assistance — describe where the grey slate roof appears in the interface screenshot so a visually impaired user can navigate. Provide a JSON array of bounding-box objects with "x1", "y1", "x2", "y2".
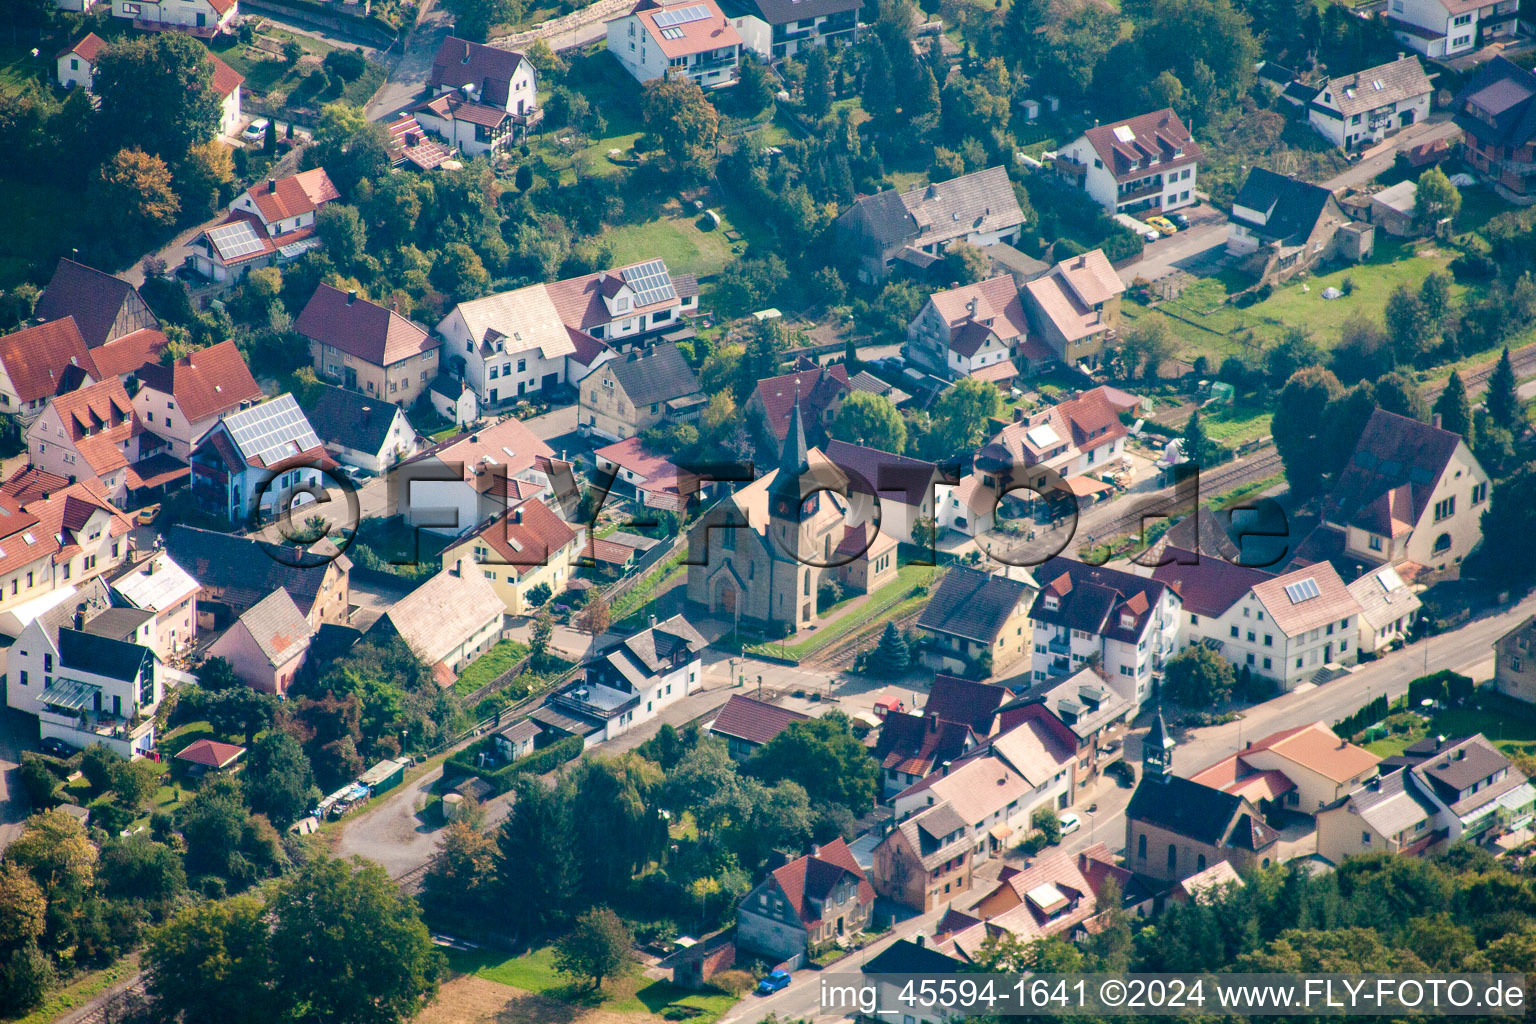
[
  {"x1": 607, "y1": 343, "x2": 701, "y2": 407},
  {"x1": 610, "y1": 613, "x2": 706, "y2": 674},
  {"x1": 894, "y1": 801, "x2": 972, "y2": 870},
  {"x1": 165, "y1": 525, "x2": 349, "y2": 619},
  {"x1": 918, "y1": 566, "x2": 1032, "y2": 644},
  {"x1": 842, "y1": 166, "x2": 1024, "y2": 250},
  {"x1": 1127, "y1": 775, "x2": 1276, "y2": 849},
  {"x1": 59, "y1": 627, "x2": 151, "y2": 682},
  {"x1": 1231, "y1": 168, "x2": 1337, "y2": 244},
  {"x1": 79, "y1": 606, "x2": 155, "y2": 642},
  {"x1": 1454, "y1": 57, "x2": 1536, "y2": 150},
  {"x1": 303, "y1": 382, "x2": 412, "y2": 457},
  {"x1": 1318, "y1": 57, "x2": 1432, "y2": 117}
]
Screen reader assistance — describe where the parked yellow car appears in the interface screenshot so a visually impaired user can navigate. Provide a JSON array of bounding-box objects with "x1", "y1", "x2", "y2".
[
  {"x1": 135, "y1": 504, "x2": 161, "y2": 526},
  {"x1": 1145, "y1": 215, "x2": 1178, "y2": 235}
]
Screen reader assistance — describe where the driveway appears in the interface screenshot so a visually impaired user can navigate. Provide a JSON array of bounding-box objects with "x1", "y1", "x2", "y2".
[
  {"x1": 1115, "y1": 203, "x2": 1230, "y2": 286},
  {"x1": 366, "y1": 0, "x2": 452, "y2": 122},
  {"x1": 0, "y1": 708, "x2": 36, "y2": 854},
  {"x1": 1319, "y1": 116, "x2": 1462, "y2": 192}
]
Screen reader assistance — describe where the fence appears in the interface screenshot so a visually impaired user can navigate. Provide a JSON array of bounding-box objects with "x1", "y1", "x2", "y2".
[{"x1": 601, "y1": 529, "x2": 686, "y2": 610}]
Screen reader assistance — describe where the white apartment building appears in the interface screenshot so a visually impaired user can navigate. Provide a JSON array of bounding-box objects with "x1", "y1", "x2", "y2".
[
  {"x1": 1387, "y1": 0, "x2": 1518, "y2": 58},
  {"x1": 1029, "y1": 557, "x2": 1181, "y2": 711},
  {"x1": 1307, "y1": 57, "x2": 1433, "y2": 150},
  {"x1": 1056, "y1": 109, "x2": 1201, "y2": 215},
  {"x1": 606, "y1": 0, "x2": 742, "y2": 88}
]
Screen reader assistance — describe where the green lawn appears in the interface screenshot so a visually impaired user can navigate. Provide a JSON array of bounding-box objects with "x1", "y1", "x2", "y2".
[
  {"x1": 1127, "y1": 238, "x2": 1460, "y2": 364},
  {"x1": 604, "y1": 208, "x2": 742, "y2": 280},
  {"x1": 445, "y1": 947, "x2": 738, "y2": 1024},
  {"x1": 453, "y1": 639, "x2": 531, "y2": 696},
  {"x1": 0, "y1": 42, "x2": 42, "y2": 96},
  {"x1": 1364, "y1": 701, "x2": 1536, "y2": 761},
  {"x1": 1202, "y1": 400, "x2": 1273, "y2": 445},
  {"x1": 610, "y1": 547, "x2": 687, "y2": 627},
  {"x1": 745, "y1": 563, "x2": 942, "y2": 662}
]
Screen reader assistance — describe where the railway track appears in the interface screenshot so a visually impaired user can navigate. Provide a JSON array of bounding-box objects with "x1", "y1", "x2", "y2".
[
  {"x1": 805, "y1": 606, "x2": 925, "y2": 670},
  {"x1": 1423, "y1": 340, "x2": 1536, "y2": 403}
]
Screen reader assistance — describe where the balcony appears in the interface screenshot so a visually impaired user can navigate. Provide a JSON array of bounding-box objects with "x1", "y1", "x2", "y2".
[
  {"x1": 688, "y1": 55, "x2": 739, "y2": 75},
  {"x1": 1047, "y1": 635, "x2": 1070, "y2": 654},
  {"x1": 1117, "y1": 179, "x2": 1165, "y2": 203},
  {"x1": 510, "y1": 107, "x2": 544, "y2": 129}
]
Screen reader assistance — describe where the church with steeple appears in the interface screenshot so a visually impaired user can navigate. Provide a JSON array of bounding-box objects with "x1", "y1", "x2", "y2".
[
  {"x1": 685, "y1": 398, "x2": 898, "y2": 633},
  {"x1": 1123, "y1": 708, "x2": 1282, "y2": 884}
]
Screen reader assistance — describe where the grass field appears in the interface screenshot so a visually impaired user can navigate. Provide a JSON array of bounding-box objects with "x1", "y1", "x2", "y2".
[
  {"x1": 0, "y1": 41, "x2": 41, "y2": 96},
  {"x1": 431, "y1": 946, "x2": 740, "y2": 1024},
  {"x1": 604, "y1": 207, "x2": 742, "y2": 280},
  {"x1": 1128, "y1": 238, "x2": 1460, "y2": 363},
  {"x1": 1363, "y1": 701, "x2": 1536, "y2": 761}
]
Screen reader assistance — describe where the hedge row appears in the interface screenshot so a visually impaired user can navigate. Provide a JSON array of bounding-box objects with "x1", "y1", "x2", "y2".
[{"x1": 444, "y1": 732, "x2": 584, "y2": 794}]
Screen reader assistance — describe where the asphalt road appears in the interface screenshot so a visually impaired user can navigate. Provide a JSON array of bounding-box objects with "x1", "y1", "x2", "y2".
[{"x1": 366, "y1": 0, "x2": 452, "y2": 122}]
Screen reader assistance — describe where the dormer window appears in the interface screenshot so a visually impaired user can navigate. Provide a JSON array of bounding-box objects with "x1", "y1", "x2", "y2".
[{"x1": 1044, "y1": 594, "x2": 1060, "y2": 611}]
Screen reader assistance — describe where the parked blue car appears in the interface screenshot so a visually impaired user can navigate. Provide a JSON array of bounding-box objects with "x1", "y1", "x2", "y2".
[{"x1": 757, "y1": 969, "x2": 792, "y2": 995}]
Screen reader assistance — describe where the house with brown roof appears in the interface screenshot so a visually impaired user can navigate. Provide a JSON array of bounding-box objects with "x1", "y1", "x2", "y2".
[
  {"x1": 1055, "y1": 109, "x2": 1201, "y2": 215},
  {"x1": 190, "y1": 168, "x2": 340, "y2": 282},
  {"x1": 820, "y1": 439, "x2": 943, "y2": 547},
  {"x1": 57, "y1": 32, "x2": 107, "y2": 90},
  {"x1": 1319, "y1": 409, "x2": 1490, "y2": 580},
  {"x1": 835, "y1": 166, "x2": 1026, "y2": 284},
  {"x1": 1453, "y1": 58, "x2": 1536, "y2": 201},
  {"x1": 90, "y1": 328, "x2": 170, "y2": 381},
  {"x1": 872, "y1": 801, "x2": 972, "y2": 910},
  {"x1": 26, "y1": 378, "x2": 183, "y2": 505},
  {"x1": 206, "y1": 587, "x2": 313, "y2": 694},
  {"x1": 0, "y1": 479, "x2": 135, "y2": 615},
  {"x1": 906, "y1": 276, "x2": 1039, "y2": 386},
  {"x1": 299, "y1": 284, "x2": 439, "y2": 410},
  {"x1": 437, "y1": 496, "x2": 580, "y2": 615},
  {"x1": 111, "y1": 0, "x2": 238, "y2": 37},
  {"x1": 737, "y1": 839, "x2": 875, "y2": 962},
  {"x1": 874, "y1": 708, "x2": 981, "y2": 797},
  {"x1": 1169, "y1": 859, "x2": 1244, "y2": 905},
  {"x1": 1347, "y1": 564, "x2": 1421, "y2": 654},
  {"x1": 708, "y1": 694, "x2": 809, "y2": 759},
  {"x1": 1022, "y1": 250, "x2": 1125, "y2": 369},
  {"x1": 34, "y1": 259, "x2": 161, "y2": 351},
  {"x1": 0, "y1": 318, "x2": 99, "y2": 422},
  {"x1": 1029, "y1": 556, "x2": 1181, "y2": 709},
  {"x1": 916, "y1": 566, "x2": 1036, "y2": 676},
  {"x1": 370, "y1": 562, "x2": 506, "y2": 687},
  {"x1": 417, "y1": 36, "x2": 541, "y2": 156},
  {"x1": 1308, "y1": 56, "x2": 1433, "y2": 150},
  {"x1": 593, "y1": 436, "x2": 699, "y2": 512},
  {"x1": 967, "y1": 846, "x2": 1102, "y2": 938},
  {"x1": 746, "y1": 364, "x2": 849, "y2": 448},
  {"x1": 1190, "y1": 722, "x2": 1379, "y2": 815},
  {"x1": 131, "y1": 339, "x2": 263, "y2": 460},
  {"x1": 605, "y1": 0, "x2": 742, "y2": 88}
]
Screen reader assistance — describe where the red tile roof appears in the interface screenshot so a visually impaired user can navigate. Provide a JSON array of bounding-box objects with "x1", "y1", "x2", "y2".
[
  {"x1": 134, "y1": 339, "x2": 262, "y2": 425},
  {"x1": 46, "y1": 378, "x2": 137, "y2": 478},
  {"x1": 0, "y1": 466, "x2": 71, "y2": 504},
  {"x1": 1081, "y1": 109, "x2": 1202, "y2": 183},
  {"x1": 631, "y1": 0, "x2": 743, "y2": 58},
  {"x1": 769, "y1": 838, "x2": 875, "y2": 929},
  {"x1": 1151, "y1": 546, "x2": 1273, "y2": 618},
  {"x1": 59, "y1": 32, "x2": 108, "y2": 62},
  {"x1": 925, "y1": 675, "x2": 1014, "y2": 734},
  {"x1": 753, "y1": 365, "x2": 849, "y2": 441},
  {"x1": 175, "y1": 738, "x2": 246, "y2": 768},
  {"x1": 205, "y1": 50, "x2": 243, "y2": 98},
  {"x1": 457, "y1": 497, "x2": 577, "y2": 576},
  {"x1": 416, "y1": 92, "x2": 509, "y2": 128},
  {"x1": 248, "y1": 168, "x2": 340, "y2": 224},
  {"x1": 90, "y1": 328, "x2": 168, "y2": 379},
  {"x1": 0, "y1": 318, "x2": 98, "y2": 404},
  {"x1": 296, "y1": 283, "x2": 435, "y2": 369},
  {"x1": 709, "y1": 695, "x2": 809, "y2": 746}
]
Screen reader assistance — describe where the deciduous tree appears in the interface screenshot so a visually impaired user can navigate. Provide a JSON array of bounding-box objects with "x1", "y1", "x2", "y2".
[
  {"x1": 94, "y1": 147, "x2": 179, "y2": 242},
  {"x1": 643, "y1": 75, "x2": 720, "y2": 177},
  {"x1": 830, "y1": 391, "x2": 907, "y2": 453},
  {"x1": 1164, "y1": 645, "x2": 1235, "y2": 707},
  {"x1": 1416, "y1": 166, "x2": 1461, "y2": 231},
  {"x1": 245, "y1": 730, "x2": 315, "y2": 828},
  {"x1": 750, "y1": 711, "x2": 879, "y2": 813},
  {"x1": 556, "y1": 907, "x2": 635, "y2": 990},
  {"x1": 95, "y1": 33, "x2": 222, "y2": 159}
]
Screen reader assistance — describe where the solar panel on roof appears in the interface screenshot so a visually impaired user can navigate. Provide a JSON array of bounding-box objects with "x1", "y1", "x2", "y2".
[
  {"x1": 224, "y1": 394, "x2": 322, "y2": 467},
  {"x1": 653, "y1": 3, "x2": 710, "y2": 26},
  {"x1": 208, "y1": 221, "x2": 266, "y2": 261},
  {"x1": 1284, "y1": 577, "x2": 1320, "y2": 603},
  {"x1": 621, "y1": 258, "x2": 676, "y2": 306}
]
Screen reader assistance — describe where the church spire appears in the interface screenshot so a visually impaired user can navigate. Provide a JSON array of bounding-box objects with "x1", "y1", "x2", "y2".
[
  {"x1": 776, "y1": 380, "x2": 810, "y2": 482},
  {"x1": 1144, "y1": 705, "x2": 1176, "y2": 782}
]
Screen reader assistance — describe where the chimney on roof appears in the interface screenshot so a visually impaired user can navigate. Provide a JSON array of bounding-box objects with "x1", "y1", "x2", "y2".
[
  {"x1": 1076, "y1": 254, "x2": 1087, "y2": 269},
  {"x1": 928, "y1": 711, "x2": 939, "y2": 733},
  {"x1": 513, "y1": 506, "x2": 523, "y2": 523},
  {"x1": 453, "y1": 558, "x2": 463, "y2": 577},
  {"x1": 73, "y1": 608, "x2": 85, "y2": 630},
  {"x1": 347, "y1": 289, "x2": 358, "y2": 305},
  {"x1": 267, "y1": 178, "x2": 276, "y2": 192},
  {"x1": 810, "y1": 843, "x2": 821, "y2": 858},
  {"x1": 650, "y1": 614, "x2": 657, "y2": 628},
  {"x1": 1432, "y1": 413, "x2": 1442, "y2": 429},
  {"x1": 1397, "y1": 51, "x2": 1405, "y2": 60},
  {"x1": 966, "y1": 298, "x2": 978, "y2": 318},
  {"x1": 915, "y1": 934, "x2": 926, "y2": 948},
  {"x1": 941, "y1": 759, "x2": 952, "y2": 776}
]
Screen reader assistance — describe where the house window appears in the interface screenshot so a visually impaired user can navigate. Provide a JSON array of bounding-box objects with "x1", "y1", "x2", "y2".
[
  {"x1": 1230, "y1": 626, "x2": 1239, "y2": 638},
  {"x1": 1167, "y1": 844, "x2": 1177, "y2": 873},
  {"x1": 122, "y1": 1, "x2": 139, "y2": 10},
  {"x1": 1369, "y1": 534, "x2": 1383, "y2": 551},
  {"x1": 1434, "y1": 496, "x2": 1455, "y2": 521},
  {"x1": 1362, "y1": 831, "x2": 1372, "y2": 844},
  {"x1": 517, "y1": 359, "x2": 526, "y2": 372},
  {"x1": 1137, "y1": 834, "x2": 1147, "y2": 859},
  {"x1": 1472, "y1": 482, "x2": 1488, "y2": 504}
]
